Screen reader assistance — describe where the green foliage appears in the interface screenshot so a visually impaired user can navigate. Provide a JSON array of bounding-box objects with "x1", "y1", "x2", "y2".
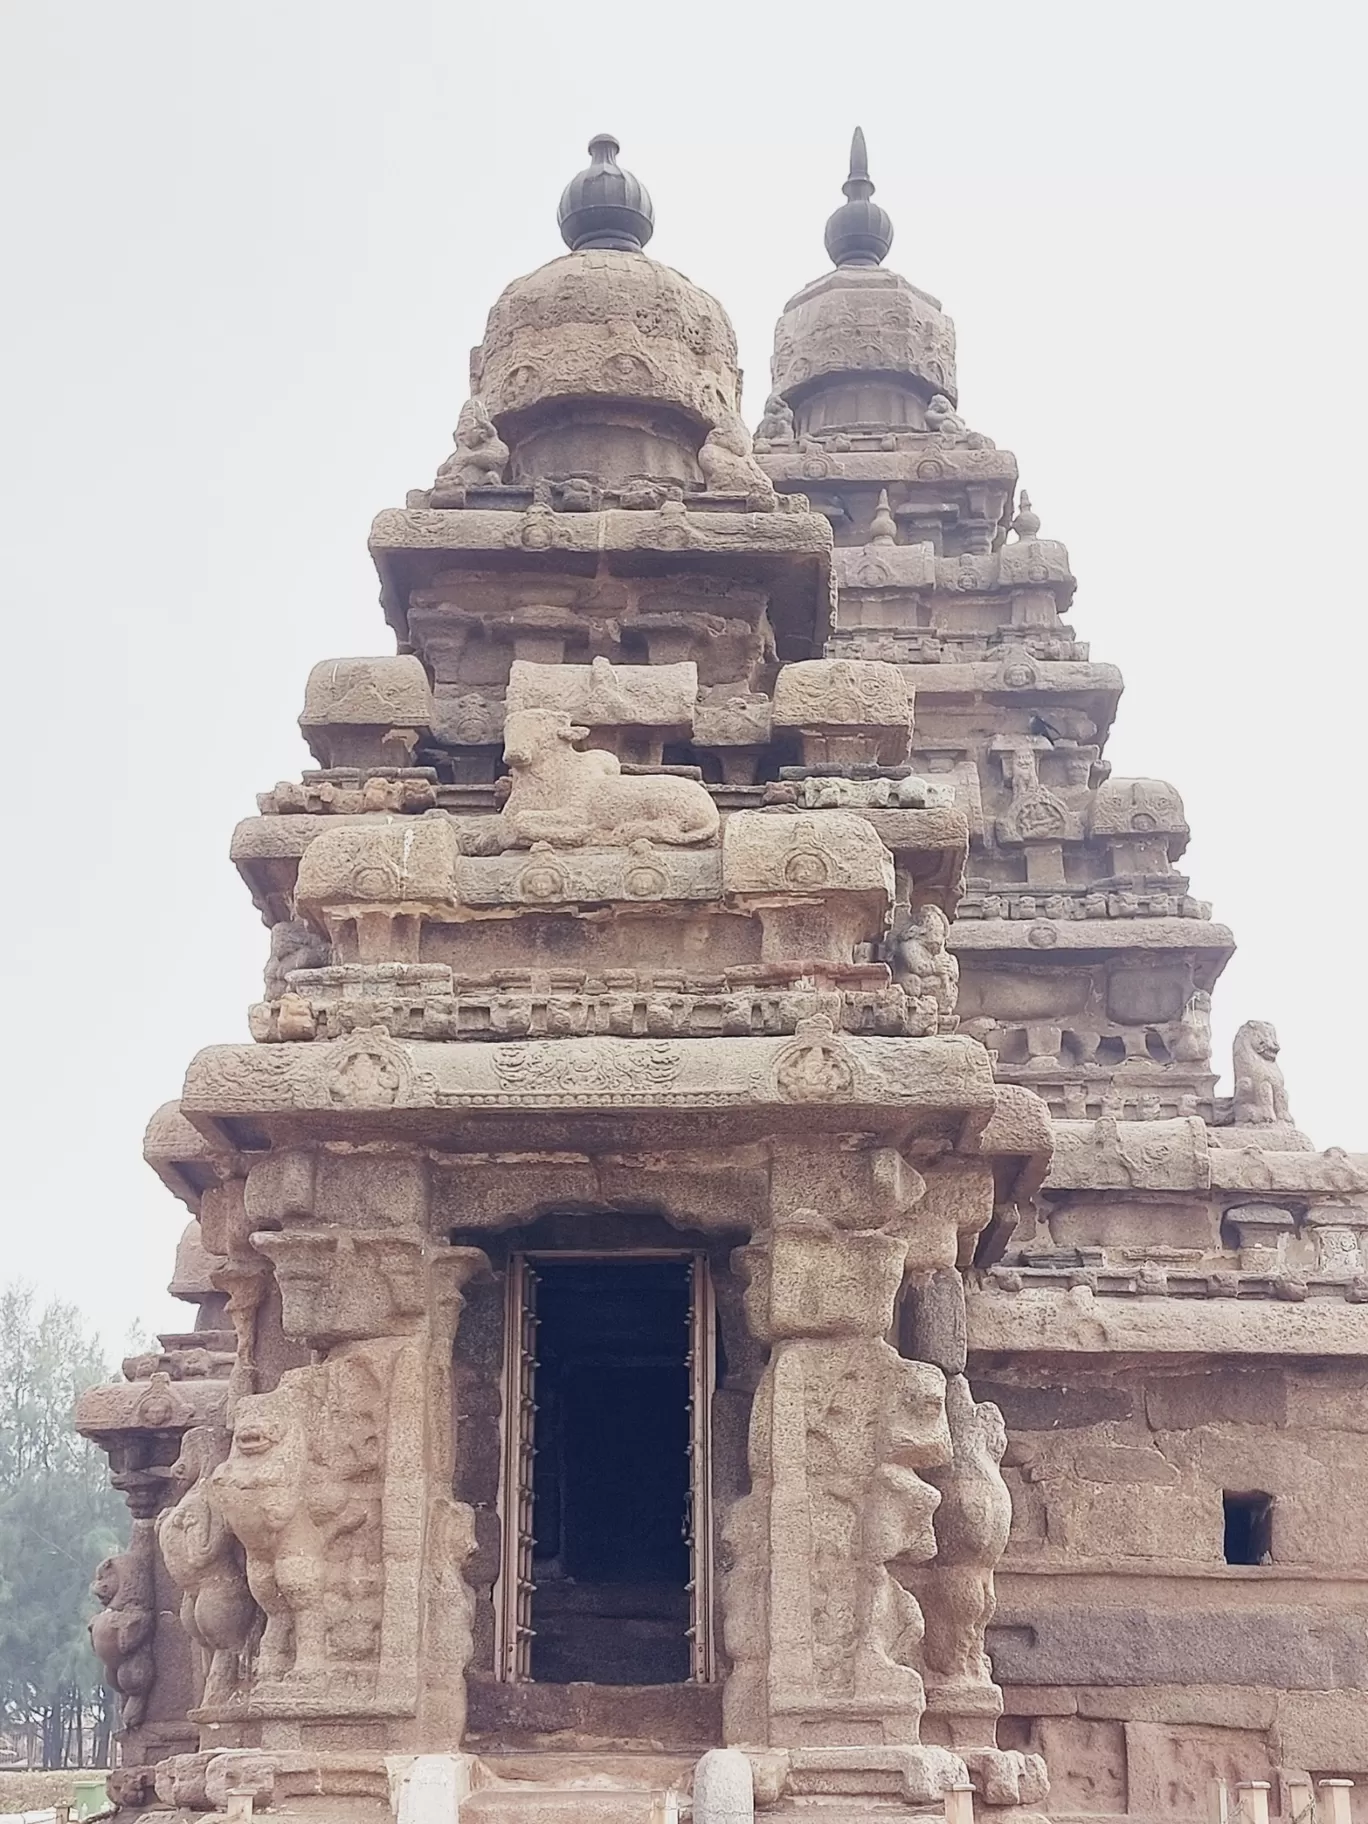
[{"x1": 0, "y1": 1287, "x2": 125, "y2": 1765}]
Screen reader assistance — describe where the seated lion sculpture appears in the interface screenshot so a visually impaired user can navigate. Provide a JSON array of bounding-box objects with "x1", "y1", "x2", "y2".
[
  {"x1": 498, "y1": 709, "x2": 719, "y2": 848},
  {"x1": 1232, "y1": 1018, "x2": 1292, "y2": 1126}
]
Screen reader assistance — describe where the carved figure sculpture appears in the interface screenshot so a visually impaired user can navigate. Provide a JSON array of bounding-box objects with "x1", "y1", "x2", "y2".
[
  {"x1": 904, "y1": 1375, "x2": 1010, "y2": 1703},
  {"x1": 157, "y1": 1425, "x2": 259, "y2": 1709},
  {"x1": 498, "y1": 709, "x2": 720, "y2": 848},
  {"x1": 890, "y1": 905, "x2": 960, "y2": 1024},
  {"x1": 264, "y1": 920, "x2": 330, "y2": 1001},
  {"x1": 210, "y1": 1378, "x2": 329, "y2": 1683},
  {"x1": 813, "y1": 1343, "x2": 948, "y2": 1707},
  {"x1": 752, "y1": 391, "x2": 796, "y2": 450},
  {"x1": 1233, "y1": 1019, "x2": 1292, "y2": 1125},
  {"x1": 89, "y1": 1532, "x2": 157, "y2": 1729},
  {"x1": 209, "y1": 1355, "x2": 389, "y2": 1686},
  {"x1": 1173, "y1": 990, "x2": 1213, "y2": 1064},
  {"x1": 925, "y1": 393, "x2": 966, "y2": 435},
  {"x1": 698, "y1": 412, "x2": 777, "y2": 504},
  {"x1": 432, "y1": 398, "x2": 508, "y2": 498}
]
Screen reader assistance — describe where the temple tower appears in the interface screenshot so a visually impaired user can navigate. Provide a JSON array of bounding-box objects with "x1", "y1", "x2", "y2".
[
  {"x1": 752, "y1": 132, "x2": 1368, "y2": 1824},
  {"x1": 79, "y1": 139, "x2": 1056, "y2": 1824}
]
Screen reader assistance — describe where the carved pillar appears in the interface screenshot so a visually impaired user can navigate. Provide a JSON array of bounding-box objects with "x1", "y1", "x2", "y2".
[
  {"x1": 207, "y1": 1144, "x2": 490, "y2": 1745},
  {"x1": 722, "y1": 1141, "x2": 954, "y2": 1750}
]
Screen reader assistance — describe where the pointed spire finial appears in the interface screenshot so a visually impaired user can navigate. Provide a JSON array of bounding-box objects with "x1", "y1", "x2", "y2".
[
  {"x1": 1012, "y1": 491, "x2": 1042, "y2": 541},
  {"x1": 558, "y1": 133, "x2": 654, "y2": 254},
  {"x1": 824, "y1": 126, "x2": 894, "y2": 269}
]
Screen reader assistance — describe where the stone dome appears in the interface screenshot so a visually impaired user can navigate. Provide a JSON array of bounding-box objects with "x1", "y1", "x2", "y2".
[{"x1": 472, "y1": 247, "x2": 743, "y2": 486}]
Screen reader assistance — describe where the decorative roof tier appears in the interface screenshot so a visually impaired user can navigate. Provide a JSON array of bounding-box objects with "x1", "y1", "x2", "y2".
[{"x1": 769, "y1": 130, "x2": 958, "y2": 437}]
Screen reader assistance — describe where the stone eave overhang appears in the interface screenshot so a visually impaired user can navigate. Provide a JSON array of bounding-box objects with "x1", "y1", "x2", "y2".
[
  {"x1": 760, "y1": 446, "x2": 1019, "y2": 487},
  {"x1": 143, "y1": 1098, "x2": 237, "y2": 1213},
  {"x1": 75, "y1": 1375, "x2": 229, "y2": 1443},
  {"x1": 949, "y1": 915, "x2": 1235, "y2": 971},
  {"x1": 177, "y1": 1030, "x2": 1000, "y2": 1159},
  {"x1": 229, "y1": 803, "x2": 970, "y2": 926},
  {"x1": 901, "y1": 659, "x2": 1121, "y2": 712},
  {"x1": 368, "y1": 503, "x2": 835, "y2": 661}
]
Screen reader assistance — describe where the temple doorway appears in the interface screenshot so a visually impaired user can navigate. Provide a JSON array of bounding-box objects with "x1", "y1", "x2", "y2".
[{"x1": 498, "y1": 1253, "x2": 714, "y2": 1686}]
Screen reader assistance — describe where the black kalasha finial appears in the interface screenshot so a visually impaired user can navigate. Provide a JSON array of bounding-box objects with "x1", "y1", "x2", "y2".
[
  {"x1": 824, "y1": 127, "x2": 894, "y2": 269},
  {"x1": 557, "y1": 134, "x2": 655, "y2": 253}
]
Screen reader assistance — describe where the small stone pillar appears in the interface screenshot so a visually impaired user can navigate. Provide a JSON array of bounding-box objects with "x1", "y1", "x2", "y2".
[
  {"x1": 945, "y1": 1780, "x2": 976, "y2": 1824},
  {"x1": 1225, "y1": 1206, "x2": 1296, "y2": 1273},
  {"x1": 1320, "y1": 1782, "x2": 1355, "y2": 1824},
  {"x1": 693, "y1": 1749, "x2": 754, "y2": 1824},
  {"x1": 1237, "y1": 1782, "x2": 1272, "y2": 1824}
]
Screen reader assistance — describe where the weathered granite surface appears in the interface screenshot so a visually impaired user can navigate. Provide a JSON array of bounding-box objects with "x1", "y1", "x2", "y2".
[{"x1": 74, "y1": 130, "x2": 1366, "y2": 1824}]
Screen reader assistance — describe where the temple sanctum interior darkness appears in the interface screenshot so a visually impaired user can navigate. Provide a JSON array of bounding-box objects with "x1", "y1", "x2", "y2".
[{"x1": 525, "y1": 1257, "x2": 694, "y2": 1687}]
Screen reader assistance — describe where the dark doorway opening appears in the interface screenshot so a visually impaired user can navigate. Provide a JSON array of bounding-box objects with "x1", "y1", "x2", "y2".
[
  {"x1": 528, "y1": 1259, "x2": 692, "y2": 1684},
  {"x1": 1223, "y1": 1490, "x2": 1273, "y2": 1564}
]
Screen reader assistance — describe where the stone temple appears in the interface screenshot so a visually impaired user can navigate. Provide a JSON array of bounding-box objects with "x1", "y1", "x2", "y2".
[{"x1": 77, "y1": 132, "x2": 1368, "y2": 1824}]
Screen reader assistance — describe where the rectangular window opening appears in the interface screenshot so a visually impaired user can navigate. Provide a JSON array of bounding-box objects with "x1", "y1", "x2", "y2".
[
  {"x1": 1223, "y1": 1490, "x2": 1273, "y2": 1565},
  {"x1": 498, "y1": 1253, "x2": 714, "y2": 1686}
]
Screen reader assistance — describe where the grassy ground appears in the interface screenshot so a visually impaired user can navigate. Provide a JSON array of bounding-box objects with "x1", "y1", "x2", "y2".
[{"x1": 0, "y1": 1769, "x2": 108, "y2": 1812}]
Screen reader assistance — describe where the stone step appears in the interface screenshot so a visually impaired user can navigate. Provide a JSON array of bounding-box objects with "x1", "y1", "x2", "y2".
[
  {"x1": 463, "y1": 1789, "x2": 674, "y2": 1824},
  {"x1": 474, "y1": 1755, "x2": 693, "y2": 1791}
]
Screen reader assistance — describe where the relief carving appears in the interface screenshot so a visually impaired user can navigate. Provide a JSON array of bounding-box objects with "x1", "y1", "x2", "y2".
[
  {"x1": 88, "y1": 1525, "x2": 157, "y2": 1730},
  {"x1": 1233, "y1": 1020, "x2": 1293, "y2": 1126},
  {"x1": 725, "y1": 1337, "x2": 950, "y2": 1740},
  {"x1": 698, "y1": 411, "x2": 778, "y2": 506},
  {"x1": 157, "y1": 1425, "x2": 259, "y2": 1710},
  {"x1": 901, "y1": 1376, "x2": 1009, "y2": 1715},
  {"x1": 430, "y1": 398, "x2": 508, "y2": 502},
  {"x1": 889, "y1": 906, "x2": 959, "y2": 1030},
  {"x1": 264, "y1": 920, "x2": 331, "y2": 1002},
  {"x1": 210, "y1": 1349, "x2": 391, "y2": 1686}
]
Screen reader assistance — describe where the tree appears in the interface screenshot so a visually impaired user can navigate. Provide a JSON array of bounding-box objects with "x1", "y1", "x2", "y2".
[{"x1": 0, "y1": 1286, "x2": 126, "y2": 1767}]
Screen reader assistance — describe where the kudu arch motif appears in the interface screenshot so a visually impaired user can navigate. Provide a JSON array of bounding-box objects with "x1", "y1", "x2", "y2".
[{"x1": 75, "y1": 129, "x2": 1368, "y2": 1824}]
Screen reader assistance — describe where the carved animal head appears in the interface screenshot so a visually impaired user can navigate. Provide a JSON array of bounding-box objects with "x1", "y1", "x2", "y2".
[
  {"x1": 913, "y1": 905, "x2": 949, "y2": 949},
  {"x1": 1237, "y1": 1018, "x2": 1280, "y2": 1062},
  {"x1": 502, "y1": 708, "x2": 590, "y2": 771},
  {"x1": 230, "y1": 1403, "x2": 288, "y2": 1458},
  {"x1": 91, "y1": 1556, "x2": 121, "y2": 1605},
  {"x1": 167, "y1": 1423, "x2": 228, "y2": 1501}
]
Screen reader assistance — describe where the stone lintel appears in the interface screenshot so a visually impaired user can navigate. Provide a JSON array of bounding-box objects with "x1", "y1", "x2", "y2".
[
  {"x1": 899, "y1": 658, "x2": 1121, "y2": 707},
  {"x1": 368, "y1": 505, "x2": 835, "y2": 659},
  {"x1": 967, "y1": 1285, "x2": 1368, "y2": 1355},
  {"x1": 950, "y1": 916, "x2": 1236, "y2": 959}
]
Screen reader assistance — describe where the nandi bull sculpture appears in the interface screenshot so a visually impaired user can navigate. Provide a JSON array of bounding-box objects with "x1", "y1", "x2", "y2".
[{"x1": 497, "y1": 708, "x2": 720, "y2": 848}]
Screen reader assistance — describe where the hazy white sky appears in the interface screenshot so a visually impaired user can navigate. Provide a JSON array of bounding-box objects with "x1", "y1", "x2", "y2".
[{"x1": 1, "y1": 2, "x2": 1364, "y2": 1351}]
